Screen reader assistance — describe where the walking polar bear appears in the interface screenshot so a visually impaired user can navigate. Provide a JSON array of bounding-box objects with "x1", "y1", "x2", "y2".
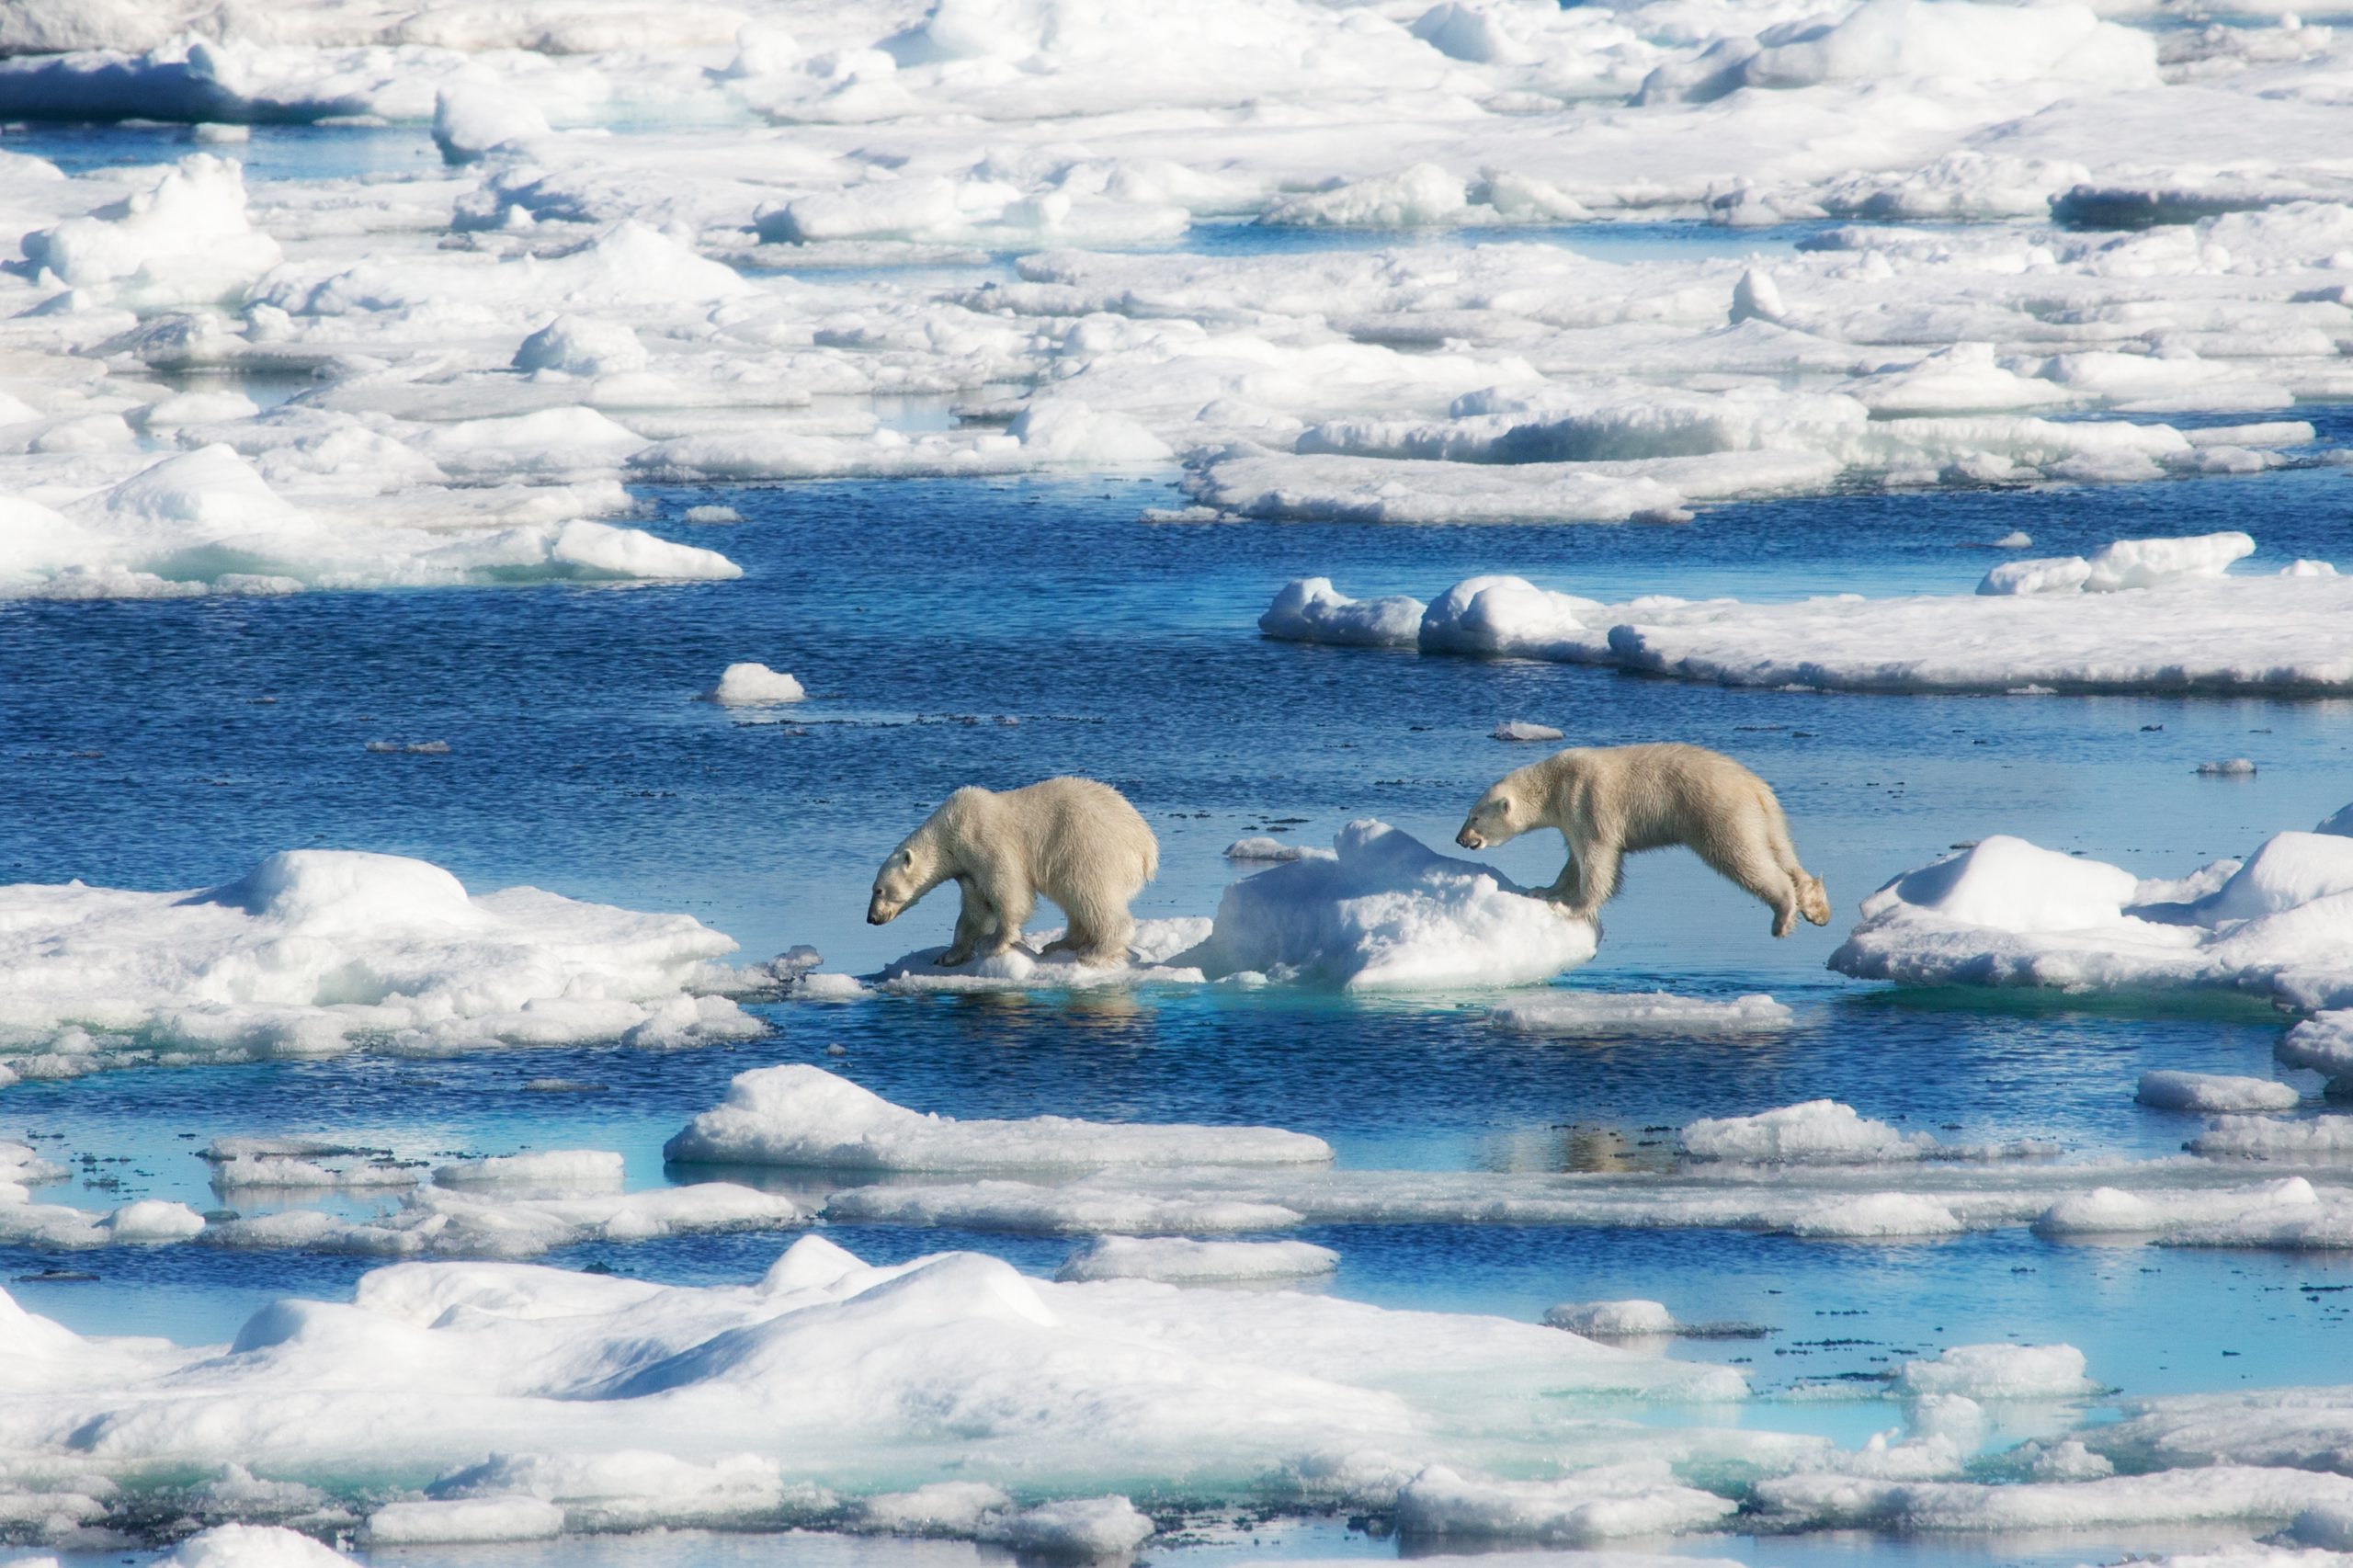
[
  {"x1": 867, "y1": 777, "x2": 1159, "y2": 967},
  {"x1": 1456, "y1": 743, "x2": 1830, "y2": 937}
]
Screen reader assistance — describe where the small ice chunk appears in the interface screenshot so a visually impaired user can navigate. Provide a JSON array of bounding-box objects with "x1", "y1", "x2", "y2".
[
  {"x1": 2195, "y1": 758, "x2": 2256, "y2": 777},
  {"x1": 2190, "y1": 1117, "x2": 2353, "y2": 1160},
  {"x1": 2137, "y1": 1071, "x2": 2298, "y2": 1114},
  {"x1": 1896, "y1": 1343, "x2": 2098, "y2": 1400},
  {"x1": 1258, "y1": 578, "x2": 1424, "y2": 648},
  {"x1": 665, "y1": 1064, "x2": 1330, "y2": 1170},
  {"x1": 430, "y1": 1150, "x2": 625, "y2": 1189},
  {"x1": 1992, "y1": 531, "x2": 2032, "y2": 549},
  {"x1": 1492, "y1": 992, "x2": 1792, "y2": 1039},
  {"x1": 1976, "y1": 556, "x2": 2089, "y2": 597},
  {"x1": 978, "y1": 1495, "x2": 1154, "y2": 1559},
  {"x1": 1542, "y1": 1299, "x2": 1676, "y2": 1337},
  {"x1": 682, "y1": 506, "x2": 742, "y2": 525},
  {"x1": 160, "y1": 1525, "x2": 358, "y2": 1566},
  {"x1": 365, "y1": 1495, "x2": 565, "y2": 1544},
  {"x1": 701, "y1": 664, "x2": 806, "y2": 706},
  {"x1": 1055, "y1": 1237, "x2": 1339, "y2": 1284},
  {"x1": 102, "y1": 1199, "x2": 206, "y2": 1242},
  {"x1": 1492, "y1": 721, "x2": 1564, "y2": 743},
  {"x1": 1787, "y1": 1192, "x2": 1962, "y2": 1238},
  {"x1": 852, "y1": 1482, "x2": 1014, "y2": 1537},
  {"x1": 1222, "y1": 836, "x2": 1321, "y2": 863},
  {"x1": 2083, "y1": 531, "x2": 2255, "y2": 592},
  {"x1": 1174, "y1": 819, "x2": 1597, "y2": 990},
  {"x1": 1680, "y1": 1100, "x2": 1936, "y2": 1163},
  {"x1": 1394, "y1": 1460, "x2": 1736, "y2": 1542}
]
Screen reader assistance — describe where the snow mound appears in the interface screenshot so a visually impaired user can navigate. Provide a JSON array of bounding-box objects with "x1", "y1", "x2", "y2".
[
  {"x1": 1491, "y1": 992, "x2": 1793, "y2": 1038},
  {"x1": 1542, "y1": 1299, "x2": 1677, "y2": 1337},
  {"x1": 664, "y1": 1064, "x2": 1332, "y2": 1170},
  {"x1": 701, "y1": 663, "x2": 807, "y2": 706},
  {"x1": 1896, "y1": 1343, "x2": 2099, "y2": 1400},
  {"x1": 1173, "y1": 820, "x2": 1596, "y2": 990},
  {"x1": 1833, "y1": 815, "x2": 2353, "y2": 1011},
  {"x1": 1680, "y1": 1100, "x2": 1937, "y2": 1163}
]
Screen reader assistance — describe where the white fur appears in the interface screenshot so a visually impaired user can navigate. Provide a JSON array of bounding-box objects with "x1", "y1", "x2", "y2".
[
  {"x1": 867, "y1": 777, "x2": 1160, "y2": 966},
  {"x1": 1456, "y1": 743, "x2": 1830, "y2": 937}
]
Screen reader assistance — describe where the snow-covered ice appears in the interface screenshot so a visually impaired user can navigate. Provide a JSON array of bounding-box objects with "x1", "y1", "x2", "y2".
[
  {"x1": 1832, "y1": 810, "x2": 2353, "y2": 1011},
  {"x1": 1260, "y1": 537, "x2": 2353, "y2": 693},
  {"x1": 2136, "y1": 1071, "x2": 2301, "y2": 1114},
  {"x1": 701, "y1": 663, "x2": 807, "y2": 706},
  {"x1": 1490, "y1": 992, "x2": 1794, "y2": 1038},
  {"x1": 0, "y1": 1233, "x2": 1764, "y2": 1541},
  {"x1": 0, "y1": 848, "x2": 766, "y2": 1073},
  {"x1": 665, "y1": 1064, "x2": 1333, "y2": 1171},
  {"x1": 1054, "y1": 1237, "x2": 1340, "y2": 1285},
  {"x1": 1173, "y1": 820, "x2": 1597, "y2": 990}
]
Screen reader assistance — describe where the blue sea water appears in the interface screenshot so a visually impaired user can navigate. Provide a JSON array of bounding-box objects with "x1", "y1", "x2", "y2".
[{"x1": 6, "y1": 114, "x2": 2353, "y2": 1568}]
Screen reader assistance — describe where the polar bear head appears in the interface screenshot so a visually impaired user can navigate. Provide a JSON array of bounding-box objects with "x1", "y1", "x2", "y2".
[
  {"x1": 867, "y1": 834, "x2": 939, "y2": 925},
  {"x1": 1456, "y1": 777, "x2": 1539, "y2": 850}
]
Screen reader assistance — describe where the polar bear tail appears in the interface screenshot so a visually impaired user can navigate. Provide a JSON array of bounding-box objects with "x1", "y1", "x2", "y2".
[{"x1": 1800, "y1": 873, "x2": 1831, "y2": 927}]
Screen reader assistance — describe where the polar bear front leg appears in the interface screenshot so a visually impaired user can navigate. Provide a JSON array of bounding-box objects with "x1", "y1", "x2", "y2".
[
  {"x1": 1557, "y1": 837, "x2": 1619, "y2": 923},
  {"x1": 939, "y1": 876, "x2": 995, "y2": 967},
  {"x1": 976, "y1": 870, "x2": 1035, "y2": 959}
]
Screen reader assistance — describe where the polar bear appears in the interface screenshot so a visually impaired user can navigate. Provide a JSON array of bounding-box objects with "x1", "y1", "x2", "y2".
[
  {"x1": 1456, "y1": 743, "x2": 1830, "y2": 937},
  {"x1": 867, "y1": 777, "x2": 1159, "y2": 966}
]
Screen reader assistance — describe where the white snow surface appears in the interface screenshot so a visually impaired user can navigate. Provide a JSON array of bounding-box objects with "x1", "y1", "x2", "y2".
[
  {"x1": 701, "y1": 663, "x2": 807, "y2": 706},
  {"x1": 0, "y1": 1233, "x2": 1770, "y2": 1538},
  {"x1": 0, "y1": 4, "x2": 2347, "y2": 602},
  {"x1": 1680, "y1": 1100, "x2": 1938, "y2": 1164},
  {"x1": 0, "y1": 848, "x2": 766, "y2": 1071},
  {"x1": 1832, "y1": 811, "x2": 2353, "y2": 1011},
  {"x1": 1173, "y1": 820, "x2": 1597, "y2": 990},
  {"x1": 1491, "y1": 992, "x2": 1794, "y2": 1038},
  {"x1": 1259, "y1": 540, "x2": 2353, "y2": 694},
  {"x1": 665, "y1": 1064, "x2": 1334, "y2": 1170}
]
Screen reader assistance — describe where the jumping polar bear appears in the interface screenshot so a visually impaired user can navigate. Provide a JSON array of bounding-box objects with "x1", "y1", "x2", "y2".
[
  {"x1": 867, "y1": 777, "x2": 1159, "y2": 966},
  {"x1": 1456, "y1": 743, "x2": 1830, "y2": 937}
]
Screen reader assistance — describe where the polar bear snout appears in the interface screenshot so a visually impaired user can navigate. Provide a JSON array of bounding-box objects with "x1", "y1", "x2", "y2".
[{"x1": 1456, "y1": 826, "x2": 1485, "y2": 849}]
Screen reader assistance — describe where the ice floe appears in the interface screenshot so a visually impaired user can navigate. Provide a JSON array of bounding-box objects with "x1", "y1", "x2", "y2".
[
  {"x1": 1054, "y1": 1237, "x2": 1340, "y2": 1285},
  {"x1": 1260, "y1": 533, "x2": 2353, "y2": 693},
  {"x1": 1490, "y1": 992, "x2": 1794, "y2": 1038},
  {"x1": 1172, "y1": 820, "x2": 1597, "y2": 990},
  {"x1": 664, "y1": 1064, "x2": 1333, "y2": 1171},
  {"x1": 0, "y1": 848, "x2": 766, "y2": 1074},
  {"x1": 700, "y1": 662, "x2": 807, "y2": 706},
  {"x1": 0, "y1": 1233, "x2": 1762, "y2": 1542},
  {"x1": 1832, "y1": 810, "x2": 2353, "y2": 1011}
]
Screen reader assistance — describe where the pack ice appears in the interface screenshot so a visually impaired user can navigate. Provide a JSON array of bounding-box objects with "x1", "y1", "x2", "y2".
[
  {"x1": 1262, "y1": 533, "x2": 2353, "y2": 694},
  {"x1": 0, "y1": 848, "x2": 764, "y2": 1074},
  {"x1": 0, "y1": 0, "x2": 2347, "y2": 591},
  {"x1": 0, "y1": 1234, "x2": 1765, "y2": 1546}
]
